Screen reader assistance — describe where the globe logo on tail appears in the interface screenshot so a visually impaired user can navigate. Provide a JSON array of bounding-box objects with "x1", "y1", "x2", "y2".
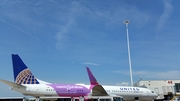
[{"x1": 15, "y1": 68, "x2": 39, "y2": 84}]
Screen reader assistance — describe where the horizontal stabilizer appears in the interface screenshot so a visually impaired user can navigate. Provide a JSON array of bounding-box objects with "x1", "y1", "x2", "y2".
[{"x1": 0, "y1": 79, "x2": 25, "y2": 88}]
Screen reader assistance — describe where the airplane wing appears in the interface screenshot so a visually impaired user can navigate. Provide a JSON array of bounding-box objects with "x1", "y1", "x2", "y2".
[
  {"x1": 0, "y1": 79, "x2": 25, "y2": 88},
  {"x1": 86, "y1": 67, "x2": 108, "y2": 96}
]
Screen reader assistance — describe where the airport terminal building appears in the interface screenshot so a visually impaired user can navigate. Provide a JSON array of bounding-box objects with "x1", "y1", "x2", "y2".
[{"x1": 134, "y1": 79, "x2": 180, "y2": 100}]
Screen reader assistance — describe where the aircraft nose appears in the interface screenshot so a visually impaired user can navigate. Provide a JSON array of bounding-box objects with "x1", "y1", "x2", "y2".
[
  {"x1": 155, "y1": 93, "x2": 158, "y2": 96},
  {"x1": 153, "y1": 92, "x2": 158, "y2": 98},
  {"x1": 150, "y1": 90, "x2": 158, "y2": 97}
]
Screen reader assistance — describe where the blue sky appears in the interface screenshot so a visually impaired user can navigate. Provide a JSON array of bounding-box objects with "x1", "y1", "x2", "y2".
[{"x1": 0, "y1": 0, "x2": 180, "y2": 97}]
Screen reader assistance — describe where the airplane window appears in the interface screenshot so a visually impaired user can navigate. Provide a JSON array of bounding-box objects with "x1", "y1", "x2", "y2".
[{"x1": 151, "y1": 91, "x2": 154, "y2": 93}]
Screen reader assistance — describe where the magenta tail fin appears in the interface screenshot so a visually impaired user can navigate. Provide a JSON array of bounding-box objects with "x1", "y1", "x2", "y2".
[{"x1": 86, "y1": 67, "x2": 99, "y2": 85}]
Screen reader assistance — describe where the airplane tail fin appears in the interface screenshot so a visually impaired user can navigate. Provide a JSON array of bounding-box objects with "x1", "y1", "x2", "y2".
[
  {"x1": 86, "y1": 67, "x2": 99, "y2": 85},
  {"x1": 12, "y1": 54, "x2": 46, "y2": 84},
  {"x1": 86, "y1": 67, "x2": 109, "y2": 96}
]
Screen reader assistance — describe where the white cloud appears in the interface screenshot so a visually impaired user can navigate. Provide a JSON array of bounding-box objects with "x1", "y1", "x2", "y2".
[
  {"x1": 157, "y1": 0, "x2": 173, "y2": 30},
  {"x1": 82, "y1": 62, "x2": 100, "y2": 66},
  {"x1": 0, "y1": 1, "x2": 50, "y2": 50},
  {"x1": 0, "y1": 18, "x2": 49, "y2": 50},
  {"x1": 55, "y1": 21, "x2": 73, "y2": 49},
  {"x1": 55, "y1": 1, "x2": 84, "y2": 49},
  {"x1": 113, "y1": 70, "x2": 180, "y2": 79},
  {"x1": 54, "y1": 1, "x2": 152, "y2": 49},
  {"x1": 116, "y1": 82, "x2": 129, "y2": 86}
]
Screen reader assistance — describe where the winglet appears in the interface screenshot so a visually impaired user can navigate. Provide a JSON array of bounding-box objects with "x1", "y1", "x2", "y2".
[{"x1": 86, "y1": 67, "x2": 99, "y2": 85}]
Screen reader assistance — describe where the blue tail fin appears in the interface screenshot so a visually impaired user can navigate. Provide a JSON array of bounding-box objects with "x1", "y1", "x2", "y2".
[{"x1": 12, "y1": 54, "x2": 40, "y2": 84}]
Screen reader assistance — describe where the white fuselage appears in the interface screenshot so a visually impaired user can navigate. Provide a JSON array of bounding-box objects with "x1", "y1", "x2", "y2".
[
  {"x1": 12, "y1": 84, "x2": 157, "y2": 101},
  {"x1": 102, "y1": 85, "x2": 157, "y2": 101}
]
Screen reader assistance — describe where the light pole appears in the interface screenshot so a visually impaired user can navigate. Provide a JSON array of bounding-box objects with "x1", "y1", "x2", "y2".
[{"x1": 123, "y1": 20, "x2": 133, "y2": 86}]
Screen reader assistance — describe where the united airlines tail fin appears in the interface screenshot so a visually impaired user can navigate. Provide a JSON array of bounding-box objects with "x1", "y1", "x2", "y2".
[{"x1": 12, "y1": 54, "x2": 48, "y2": 84}]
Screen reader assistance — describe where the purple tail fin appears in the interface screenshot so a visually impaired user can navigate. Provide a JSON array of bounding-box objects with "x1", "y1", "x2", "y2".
[{"x1": 86, "y1": 67, "x2": 99, "y2": 85}]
